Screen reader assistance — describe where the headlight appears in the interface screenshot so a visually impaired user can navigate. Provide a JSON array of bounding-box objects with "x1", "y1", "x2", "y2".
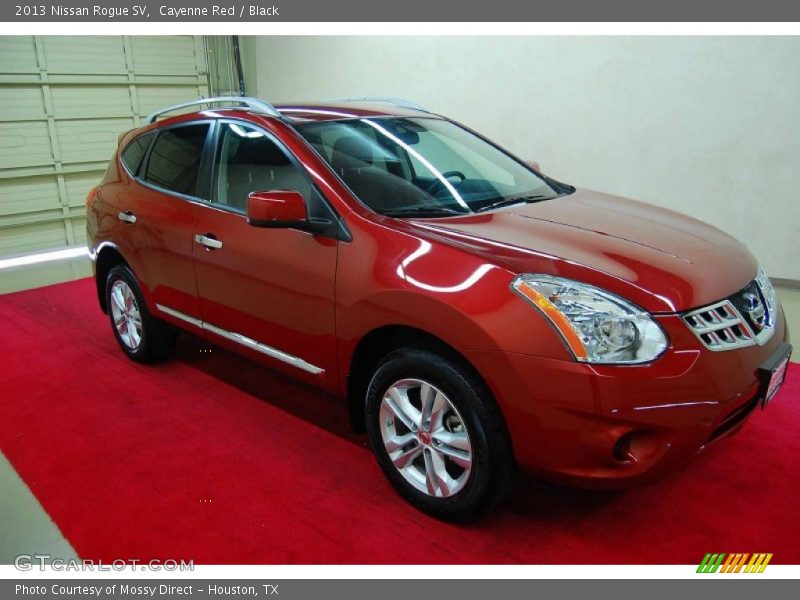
[{"x1": 511, "y1": 274, "x2": 668, "y2": 364}]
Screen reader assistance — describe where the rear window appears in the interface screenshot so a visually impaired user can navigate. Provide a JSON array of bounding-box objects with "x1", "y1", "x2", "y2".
[
  {"x1": 144, "y1": 123, "x2": 210, "y2": 197},
  {"x1": 120, "y1": 132, "x2": 154, "y2": 176}
]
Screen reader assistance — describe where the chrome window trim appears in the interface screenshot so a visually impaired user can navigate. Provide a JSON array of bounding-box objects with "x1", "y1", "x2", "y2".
[
  {"x1": 134, "y1": 178, "x2": 210, "y2": 206},
  {"x1": 154, "y1": 303, "x2": 325, "y2": 376}
]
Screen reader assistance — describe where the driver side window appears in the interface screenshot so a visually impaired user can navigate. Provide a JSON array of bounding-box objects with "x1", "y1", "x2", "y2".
[{"x1": 213, "y1": 122, "x2": 313, "y2": 213}]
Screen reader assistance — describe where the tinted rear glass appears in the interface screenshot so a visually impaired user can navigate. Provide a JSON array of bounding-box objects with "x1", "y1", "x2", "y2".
[
  {"x1": 120, "y1": 132, "x2": 154, "y2": 175},
  {"x1": 145, "y1": 124, "x2": 210, "y2": 197}
]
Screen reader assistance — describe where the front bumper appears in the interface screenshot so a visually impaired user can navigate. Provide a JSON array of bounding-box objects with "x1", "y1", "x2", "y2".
[{"x1": 465, "y1": 308, "x2": 791, "y2": 488}]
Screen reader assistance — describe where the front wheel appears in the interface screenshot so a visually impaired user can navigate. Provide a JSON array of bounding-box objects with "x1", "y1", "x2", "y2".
[{"x1": 365, "y1": 347, "x2": 513, "y2": 521}]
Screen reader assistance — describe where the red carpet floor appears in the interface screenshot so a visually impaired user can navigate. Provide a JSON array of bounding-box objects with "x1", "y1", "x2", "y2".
[{"x1": 1, "y1": 278, "x2": 798, "y2": 564}]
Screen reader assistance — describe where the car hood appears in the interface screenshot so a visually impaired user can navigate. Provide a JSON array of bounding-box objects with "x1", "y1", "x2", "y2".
[{"x1": 406, "y1": 189, "x2": 757, "y2": 313}]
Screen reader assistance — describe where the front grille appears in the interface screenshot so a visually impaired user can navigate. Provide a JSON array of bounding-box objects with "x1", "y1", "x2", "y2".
[
  {"x1": 682, "y1": 269, "x2": 777, "y2": 352},
  {"x1": 682, "y1": 300, "x2": 755, "y2": 350}
]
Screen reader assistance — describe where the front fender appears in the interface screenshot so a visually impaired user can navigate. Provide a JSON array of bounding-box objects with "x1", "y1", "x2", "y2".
[{"x1": 335, "y1": 214, "x2": 574, "y2": 391}]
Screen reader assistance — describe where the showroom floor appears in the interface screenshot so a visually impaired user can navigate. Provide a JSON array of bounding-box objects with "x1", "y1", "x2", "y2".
[{"x1": 1, "y1": 258, "x2": 799, "y2": 564}]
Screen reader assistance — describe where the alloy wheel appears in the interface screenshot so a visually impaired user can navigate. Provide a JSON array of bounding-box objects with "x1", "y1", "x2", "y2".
[
  {"x1": 109, "y1": 279, "x2": 142, "y2": 350},
  {"x1": 379, "y1": 378, "x2": 473, "y2": 498}
]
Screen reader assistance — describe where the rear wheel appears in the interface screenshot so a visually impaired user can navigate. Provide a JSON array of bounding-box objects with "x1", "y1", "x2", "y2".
[
  {"x1": 105, "y1": 265, "x2": 174, "y2": 363},
  {"x1": 365, "y1": 347, "x2": 513, "y2": 521}
]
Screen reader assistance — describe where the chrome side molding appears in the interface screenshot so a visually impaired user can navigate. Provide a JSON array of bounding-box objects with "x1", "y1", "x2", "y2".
[
  {"x1": 154, "y1": 304, "x2": 324, "y2": 376},
  {"x1": 156, "y1": 304, "x2": 202, "y2": 328}
]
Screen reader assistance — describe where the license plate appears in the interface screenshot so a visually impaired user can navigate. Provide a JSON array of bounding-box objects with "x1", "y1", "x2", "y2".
[{"x1": 759, "y1": 343, "x2": 792, "y2": 409}]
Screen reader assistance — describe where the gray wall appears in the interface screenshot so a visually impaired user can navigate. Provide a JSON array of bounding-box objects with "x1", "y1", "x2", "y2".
[{"x1": 254, "y1": 36, "x2": 800, "y2": 280}]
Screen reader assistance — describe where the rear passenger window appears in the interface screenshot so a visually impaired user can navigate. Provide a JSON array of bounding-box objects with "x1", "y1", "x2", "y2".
[
  {"x1": 145, "y1": 123, "x2": 210, "y2": 197},
  {"x1": 120, "y1": 132, "x2": 154, "y2": 176},
  {"x1": 213, "y1": 122, "x2": 313, "y2": 213}
]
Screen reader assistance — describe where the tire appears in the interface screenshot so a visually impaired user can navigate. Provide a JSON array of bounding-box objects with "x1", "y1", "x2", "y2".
[
  {"x1": 105, "y1": 265, "x2": 175, "y2": 363},
  {"x1": 365, "y1": 347, "x2": 514, "y2": 521}
]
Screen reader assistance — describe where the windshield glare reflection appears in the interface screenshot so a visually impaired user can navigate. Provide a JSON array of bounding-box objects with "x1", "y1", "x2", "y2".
[{"x1": 296, "y1": 117, "x2": 571, "y2": 217}]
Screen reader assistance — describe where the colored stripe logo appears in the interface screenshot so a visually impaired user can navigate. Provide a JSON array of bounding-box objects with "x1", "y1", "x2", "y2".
[{"x1": 697, "y1": 553, "x2": 772, "y2": 573}]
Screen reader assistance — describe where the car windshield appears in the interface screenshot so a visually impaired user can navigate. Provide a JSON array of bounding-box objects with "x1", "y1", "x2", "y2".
[{"x1": 295, "y1": 117, "x2": 572, "y2": 217}]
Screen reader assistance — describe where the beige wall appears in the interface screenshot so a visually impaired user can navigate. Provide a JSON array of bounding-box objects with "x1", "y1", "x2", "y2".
[{"x1": 254, "y1": 36, "x2": 800, "y2": 280}]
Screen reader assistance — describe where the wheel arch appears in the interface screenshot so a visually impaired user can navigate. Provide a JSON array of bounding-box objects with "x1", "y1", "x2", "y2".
[
  {"x1": 345, "y1": 324, "x2": 493, "y2": 434},
  {"x1": 94, "y1": 244, "x2": 132, "y2": 313}
]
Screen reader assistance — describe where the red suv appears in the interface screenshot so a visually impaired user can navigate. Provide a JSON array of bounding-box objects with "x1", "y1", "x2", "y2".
[{"x1": 87, "y1": 96, "x2": 792, "y2": 520}]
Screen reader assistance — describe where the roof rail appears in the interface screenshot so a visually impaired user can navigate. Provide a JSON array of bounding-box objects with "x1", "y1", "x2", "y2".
[
  {"x1": 324, "y1": 96, "x2": 429, "y2": 112},
  {"x1": 145, "y1": 96, "x2": 282, "y2": 124}
]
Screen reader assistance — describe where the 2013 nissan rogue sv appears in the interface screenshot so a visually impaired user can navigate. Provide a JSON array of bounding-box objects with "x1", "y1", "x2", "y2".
[{"x1": 87, "y1": 96, "x2": 792, "y2": 520}]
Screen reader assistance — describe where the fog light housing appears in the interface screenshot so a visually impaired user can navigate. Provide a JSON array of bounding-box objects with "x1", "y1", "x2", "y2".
[
  {"x1": 612, "y1": 430, "x2": 667, "y2": 466},
  {"x1": 613, "y1": 432, "x2": 638, "y2": 464}
]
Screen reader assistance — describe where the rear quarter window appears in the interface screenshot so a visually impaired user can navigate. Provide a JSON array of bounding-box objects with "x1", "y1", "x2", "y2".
[
  {"x1": 144, "y1": 123, "x2": 210, "y2": 197},
  {"x1": 120, "y1": 132, "x2": 154, "y2": 176}
]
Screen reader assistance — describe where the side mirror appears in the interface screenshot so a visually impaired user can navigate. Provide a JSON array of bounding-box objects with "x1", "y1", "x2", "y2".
[
  {"x1": 525, "y1": 160, "x2": 541, "y2": 172},
  {"x1": 247, "y1": 190, "x2": 330, "y2": 234},
  {"x1": 247, "y1": 190, "x2": 307, "y2": 226}
]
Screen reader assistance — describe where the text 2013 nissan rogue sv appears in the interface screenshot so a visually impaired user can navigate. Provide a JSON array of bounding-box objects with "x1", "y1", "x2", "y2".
[{"x1": 87, "y1": 96, "x2": 792, "y2": 520}]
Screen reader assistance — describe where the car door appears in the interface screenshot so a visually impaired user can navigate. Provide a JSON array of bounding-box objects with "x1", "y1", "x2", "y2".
[
  {"x1": 113, "y1": 122, "x2": 212, "y2": 321},
  {"x1": 192, "y1": 120, "x2": 340, "y2": 389}
]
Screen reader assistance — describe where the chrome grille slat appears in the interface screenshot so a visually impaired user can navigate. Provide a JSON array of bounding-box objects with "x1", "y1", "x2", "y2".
[
  {"x1": 686, "y1": 316, "x2": 742, "y2": 334},
  {"x1": 683, "y1": 300, "x2": 755, "y2": 351},
  {"x1": 681, "y1": 269, "x2": 776, "y2": 352}
]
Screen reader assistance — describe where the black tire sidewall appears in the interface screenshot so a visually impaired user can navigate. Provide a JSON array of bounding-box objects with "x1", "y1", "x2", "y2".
[{"x1": 365, "y1": 348, "x2": 507, "y2": 520}]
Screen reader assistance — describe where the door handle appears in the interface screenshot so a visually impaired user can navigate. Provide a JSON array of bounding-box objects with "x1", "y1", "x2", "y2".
[
  {"x1": 194, "y1": 233, "x2": 223, "y2": 250},
  {"x1": 118, "y1": 210, "x2": 136, "y2": 224}
]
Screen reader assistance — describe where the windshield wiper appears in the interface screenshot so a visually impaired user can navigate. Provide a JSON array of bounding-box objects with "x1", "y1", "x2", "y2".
[
  {"x1": 475, "y1": 194, "x2": 552, "y2": 214},
  {"x1": 381, "y1": 205, "x2": 468, "y2": 218}
]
